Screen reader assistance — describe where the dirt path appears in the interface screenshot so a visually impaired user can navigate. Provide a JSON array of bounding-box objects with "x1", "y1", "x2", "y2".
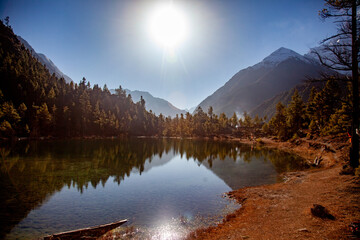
[{"x1": 187, "y1": 137, "x2": 360, "y2": 240}]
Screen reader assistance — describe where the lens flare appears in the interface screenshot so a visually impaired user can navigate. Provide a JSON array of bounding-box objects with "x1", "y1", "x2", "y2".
[{"x1": 149, "y1": 3, "x2": 188, "y2": 49}]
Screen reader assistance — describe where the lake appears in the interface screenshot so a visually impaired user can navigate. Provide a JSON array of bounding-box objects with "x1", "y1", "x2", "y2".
[{"x1": 0, "y1": 138, "x2": 305, "y2": 239}]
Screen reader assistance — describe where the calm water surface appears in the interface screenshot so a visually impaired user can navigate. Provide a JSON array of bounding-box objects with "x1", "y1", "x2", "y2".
[{"x1": 0, "y1": 138, "x2": 305, "y2": 239}]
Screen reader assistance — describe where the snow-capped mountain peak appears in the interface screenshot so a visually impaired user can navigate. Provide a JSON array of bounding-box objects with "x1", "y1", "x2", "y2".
[
  {"x1": 197, "y1": 46, "x2": 332, "y2": 117},
  {"x1": 262, "y1": 47, "x2": 303, "y2": 64},
  {"x1": 252, "y1": 47, "x2": 311, "y2": 69}
]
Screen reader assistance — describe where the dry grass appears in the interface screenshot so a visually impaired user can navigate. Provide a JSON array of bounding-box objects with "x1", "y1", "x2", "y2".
[{"x1": 187, "y1": 136, "x2": 360, "y2": 240}]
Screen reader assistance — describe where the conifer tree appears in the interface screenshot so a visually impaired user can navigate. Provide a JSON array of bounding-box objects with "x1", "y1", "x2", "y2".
[
  {"x1": 316, "y1": 0, "x2": 359, "y2": 167},
  {"x1": 242, "y1": 111, "x2": 252, "y2": 128},
  {"x1": 286, "y1": 89, "x2": 305, "y2": 138},
  {"x1": 268, "y1": 102, "x2": 288, "y2": 139},
  {"x1": 0, "y1": 102, "x2": 20, "y2": 137},
  {"x1": 253, "y1": 115, "x2": 262, "y2": 128}
]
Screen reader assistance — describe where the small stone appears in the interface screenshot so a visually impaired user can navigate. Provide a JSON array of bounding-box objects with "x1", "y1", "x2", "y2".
[
  {"x1": 297, "y1": 228, "x2": 309, "y2": 232},
  {"x1": 311, "y1": 204, "x2": 335, "y2": 220}
]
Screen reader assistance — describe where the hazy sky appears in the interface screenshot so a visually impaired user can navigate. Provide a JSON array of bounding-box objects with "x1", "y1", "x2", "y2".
[{"x1": 0, "y1": 0, "x2": 337, "y2": 110}]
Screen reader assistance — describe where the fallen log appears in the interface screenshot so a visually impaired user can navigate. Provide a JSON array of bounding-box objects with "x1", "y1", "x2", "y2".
[{"x1": 43, "y1": 219, "x2": 127, "y2": 240}]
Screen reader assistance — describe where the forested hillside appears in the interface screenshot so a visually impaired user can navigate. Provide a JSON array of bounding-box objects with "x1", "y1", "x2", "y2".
[
  {"x1": 262, "y1": 79, "x2": 352, "y2": 140},
  {"x1": 250, "y1": 82, "x2": 324, "y2": 119},
  {"x1": 197, "y1": 47, "x2": 333, "y2": 116},
  {"x1": 0, "y1": 21, "x2": 255, "y2": 139},
  {"x1": 0, "y1": 21, "x2": 158, "y2": 138}
]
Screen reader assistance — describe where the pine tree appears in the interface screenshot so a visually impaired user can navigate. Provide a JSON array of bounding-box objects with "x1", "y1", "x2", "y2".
[
  {"x1": 193, "y1": 106, "x2": 207, "y2": 136},
  {"x1": 79, "y1": 91, "x2": 92, "y2": 135},
  {"x1": 286, "y1": 89, "x2": 305, "y2": 138},
  {"x1": 268, "y1": 102, "x2": 288, "y2": 140},
  {"x1": 230, "y1": 112, "x2": 238, "y2": 128},
  {"x1": 0, "y1": 102, "x2": 20, "y2": 137},
  {"x1": 242, "y1": 111, "x2": 252, "y2": 128},
  {"x1": 316, "y1": 0, "x2": 359, "y2": 167},
  {"x1": 219, "y1": 113, "x2": 229, "y2": 134},
  {"x1": 322, "y1": 83, "x2": 352, "y2": 135},
  {"x1": 306, "y1": 87, "x2": 317, "y2": 124},
  {"x1": 253, "y1": 115, "x2": 262, "y2": 128},
  {"x1": 34, "y1": 103, "x2": 52, "y2": 136}
]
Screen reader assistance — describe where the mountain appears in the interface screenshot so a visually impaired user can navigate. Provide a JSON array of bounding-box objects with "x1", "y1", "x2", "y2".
[
  {"x1": 186, "y1": 106, "x2": 197, "y2": 114},
  {"x1": 201, "y1": 156, "x2": 279, "y2": 190},
  {"x1": 17, "y1": 36, "x2": 73, "y2": 83},
  {"x1": 131, "y1": 152, "x2": 174, "y2": 174},
  {"x1": 110, "y1": 89, "x2": 187, "y2": 118},
  {"x1": 249, "y1": 82, "x2": 321, "y2": 119},
  {"x1": 125, "y1": 89, "x2": 187, "y2": 118},
  {"x1": 197, "y1": 47, "x2": 331, "y2": 116},
  {"x1": 304, "y1": 44, "x2": 351, "y2": 76}
]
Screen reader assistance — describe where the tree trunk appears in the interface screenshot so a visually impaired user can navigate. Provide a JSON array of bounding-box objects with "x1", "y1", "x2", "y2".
[{"x1": 350, "y1": 0, "x2": 359, "y2": 168}]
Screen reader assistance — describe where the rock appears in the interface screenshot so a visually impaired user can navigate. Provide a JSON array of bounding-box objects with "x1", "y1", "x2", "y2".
[
  {"x1": 310, "y1": 204, "x2": 335, "y2": 220},
  {"x1": 339, "y1": 165, "x2": 355, "y2": 175}
]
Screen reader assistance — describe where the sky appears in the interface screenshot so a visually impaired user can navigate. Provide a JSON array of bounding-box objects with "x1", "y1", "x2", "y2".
[{"x1": 0, "y1": 0, "x2": 338, "y2": 110}]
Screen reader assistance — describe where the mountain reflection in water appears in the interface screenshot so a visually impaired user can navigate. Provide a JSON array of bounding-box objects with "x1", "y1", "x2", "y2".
[{"x1": 0, "y1": 138, "x2": 305, "y2": 239}]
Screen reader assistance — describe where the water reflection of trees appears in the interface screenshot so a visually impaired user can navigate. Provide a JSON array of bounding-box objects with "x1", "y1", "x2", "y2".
[
  {"x1": 0, "y1": 138, "x2": 305, "y2": 238},
  {"x1": 0, "y1": 139, "x2": 306, "y2": 191}
]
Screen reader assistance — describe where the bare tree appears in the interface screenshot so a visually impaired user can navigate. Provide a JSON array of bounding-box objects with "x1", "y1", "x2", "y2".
[
  {"x1": 4, "y1": 16, "x2": 9, "y2": 27},
  {"x1": 313, "y1": 0, "x2": 359, "y2": 168}
]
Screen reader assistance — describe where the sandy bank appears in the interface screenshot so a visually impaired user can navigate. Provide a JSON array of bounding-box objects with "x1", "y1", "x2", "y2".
[{"x1": 187, "y1": 136, "x2": 360, "y2": 239}]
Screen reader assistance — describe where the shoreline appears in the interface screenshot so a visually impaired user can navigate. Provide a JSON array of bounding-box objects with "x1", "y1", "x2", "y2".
[
  {"x1": 187, "y1": 135, "x2": 360, "y2": 239},
  {"x1": 3, "y1": 134, "x2": 358, "y2": 239}
]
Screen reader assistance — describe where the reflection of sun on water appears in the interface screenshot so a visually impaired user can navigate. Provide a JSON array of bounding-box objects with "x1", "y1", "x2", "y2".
[
  {"x1": 105, "y1": 198, "x2": 240, "y2": 239},
  {"x1": 152, "y1": 223, "x2": 185, "y2": 240}
]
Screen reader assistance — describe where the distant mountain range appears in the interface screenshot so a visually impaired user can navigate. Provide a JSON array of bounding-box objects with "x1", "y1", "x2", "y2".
[
  {"x1": 18, "y1": 34, "x2": 188, "y2": 118},
  {"x1": 17, "y1": 33, "x2": 336, "y2": 120},
  {"x1": 197, "y1": 47, "x2": 334, "y2": 117},
  {"x1": 185, "y1": 106, "x2": 196, "y2": 114},
  {"x1": 17, "y1": 36, "x2": 73, "y2": 83},
  {"x1": 110, "y1": 89, "x2": 187, "y2": 118}
]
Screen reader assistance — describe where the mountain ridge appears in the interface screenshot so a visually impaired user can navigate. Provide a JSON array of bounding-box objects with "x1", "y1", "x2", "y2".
[
  {"x1": 17, "y1": 36, "x2": 73, "y2": 83},
  {"x1": 197, "y1": 47, "x2": 332, "y2": 117},
  {"x1": 110, "y1": 88, "x2": 187, "y2": 118}
]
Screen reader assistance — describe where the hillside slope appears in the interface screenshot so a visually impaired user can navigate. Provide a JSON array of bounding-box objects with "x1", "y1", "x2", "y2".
[
  {"x1": 17, "y1": 36, "x2": 73, "y2": 83},
  {"x1": 197, "y1": 47, "x2": 332, "y2": 116}
]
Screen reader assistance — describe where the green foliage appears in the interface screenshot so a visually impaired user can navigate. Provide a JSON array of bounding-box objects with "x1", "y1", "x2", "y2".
[
  {"x1": 266, "y1": 78, "x2": 351, "y2": 140},
  {"x1": 262, "y1": 122, "x2": 270, "y2": 134},
  {"x1": 230, "y1": 112, "x2": 238, "y2": 128},
  {"x1": 0, "y1": 21, "x2": 160, "y2": 138},
  {"x1": 242, "y1": 111, "x2": 253, "y2": 127},
  {"x1": 268, "y1": 102, "x2": 288, "y2": 139},
  {"x1": 0, "y1": 102, "x2": 21, "y2": 137},
  {"x1": 0, "y1": 120, "x2": 13, "y2": 137},
  {"x1": 286, "y1": 89, "x2": 305, "y2": 138}
]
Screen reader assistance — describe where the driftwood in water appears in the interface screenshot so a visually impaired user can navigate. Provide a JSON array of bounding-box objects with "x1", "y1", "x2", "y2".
[
  {"x1": 309, "y1": 147, "x2": 325, "y2": 167},
  {"x1": 313, "y1": 156, "x2": 323, "y2": 166},
  {"x1": 43, "y1": 219, "x2": 127, "y2": 240}
]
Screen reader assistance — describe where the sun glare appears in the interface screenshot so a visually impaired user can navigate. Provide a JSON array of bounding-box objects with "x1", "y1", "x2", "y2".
[{"x1": 149, "y1": 3, "x2": 188, "y2": 49}]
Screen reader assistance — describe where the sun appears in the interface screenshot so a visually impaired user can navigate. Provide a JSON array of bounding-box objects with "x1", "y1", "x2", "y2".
[{"x1": 148, "y1": 3, "x2": 188, "y2": 49}]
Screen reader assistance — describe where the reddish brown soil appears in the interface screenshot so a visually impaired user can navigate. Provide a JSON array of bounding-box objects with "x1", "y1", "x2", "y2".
[{"x1": 187, "y1": 136, "x2": 360, "y2": 240}]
